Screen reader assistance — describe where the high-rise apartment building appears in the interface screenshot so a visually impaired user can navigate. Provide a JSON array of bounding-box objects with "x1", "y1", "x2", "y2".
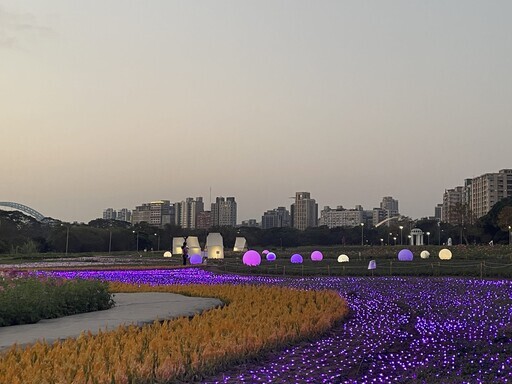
[
  {"x1": 132, "y1": 200, "x2": 172, "y2": 228},
  {"x1": 102, "y1": 208, "x2": 131, "y2": 222},
  {"x1": 261, "y1": 207, "x2": 291, "y2": 229},
  {"x1": 442, "y1": 187, "x2": 463, "y2": 224},
  {"x1": 291, "y1": 192, "x2": 318, "y2": 230},
  {"x1": 380, "y1": 196, "x2": 399, "y2": 224},
  {"x1": 196, "y1": 211, "x2": 211, "y2": 229},
  {"x1": 470, "y1": 169, "x2": 512, "y2": 218},
  {"x1": 319, "y1": 205, "x2": 375, "y2": 228},
  {"x1": 117, "y1": 208, "x2": 132, "y2": 223},
  {"x1": 174, "y1": 197, "x2": 204, "y2": 229},
  {"x1": 211, "y1": 197, "x2": 237, "y2": 227},
  {"x1": 103, "y1": 208, "x2": 117, "y2": 220},
  {"x1": 434, "y1": 204, "x2": 443, "y2": 220}
]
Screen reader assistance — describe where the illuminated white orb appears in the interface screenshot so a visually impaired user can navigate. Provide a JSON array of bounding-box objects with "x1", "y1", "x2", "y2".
[{"x1": 439, "y1": 249, "x2": 453, "y2": 260}]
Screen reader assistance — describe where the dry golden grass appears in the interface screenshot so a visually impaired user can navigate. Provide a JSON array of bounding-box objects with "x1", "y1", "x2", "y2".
[{"x1": 0, "y1": 283, "x2": 348, "y2": 383}]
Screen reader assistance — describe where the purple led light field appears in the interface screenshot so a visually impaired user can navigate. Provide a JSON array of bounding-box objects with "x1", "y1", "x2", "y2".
[{"x1": 40, "y1": 269, "x2": 512, "y2": 383}]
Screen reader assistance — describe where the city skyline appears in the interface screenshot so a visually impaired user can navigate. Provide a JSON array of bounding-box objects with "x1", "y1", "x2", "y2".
[{"x1": 2, "y1": 1, "x2": 512, "y2": 223}]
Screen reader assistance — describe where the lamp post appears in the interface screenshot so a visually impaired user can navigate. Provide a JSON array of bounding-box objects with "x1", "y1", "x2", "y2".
[
  {"x1": 380, "y1": 238, "x2": 384, "y2": 246},
  {"x1": 133, "y1": 230, "x2": 139, "y2": 252},
  {"x1": 393, "y1": 236, "x2": 397, "y2": 246},
  {"x1": 388, "y1": 232, "x2": 392, "y2": 245},
  {"x1": 509, "y1": 226, "x2": 511, "y2": 246},
  {"x1": 360, "y1": 223, "x2": 364, "y2": 246},
  {"x1": 426, "y1": 231, "x2": 430, "y2": 245},
  {"x1": 154, "y1": 233, "x2": 160, "y2": 251},
  {"x1": 438, "y1": 221, "x2": 441, "y2": 245},
  {"x1": 408, "y1": 234, "x2": 412, "y2": 246},
  {"x1": 399, "y1": 225, "x2": 404, "y2": 245},
  {"x1": 108, "y1": 229, "x2": 112, "y2": 254}
]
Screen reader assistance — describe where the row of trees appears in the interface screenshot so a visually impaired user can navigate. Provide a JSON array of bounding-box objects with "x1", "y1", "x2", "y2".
[{"x1": 0, "y1": 198, "x2": 511, "y2": 255}]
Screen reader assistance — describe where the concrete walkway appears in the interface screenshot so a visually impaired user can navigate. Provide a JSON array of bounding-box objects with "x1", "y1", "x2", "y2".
[{"x1": 0, "y1": 293, "x2": 223, "y2": 351}]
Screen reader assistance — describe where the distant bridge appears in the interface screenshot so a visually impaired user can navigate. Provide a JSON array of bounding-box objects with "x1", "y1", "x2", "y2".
[
  {"x1": 375, "y1": 216, "x2": 403, "y2": 228},
  {"x1": 0, "y1": 202, "x2": 46, "y2": 221}
]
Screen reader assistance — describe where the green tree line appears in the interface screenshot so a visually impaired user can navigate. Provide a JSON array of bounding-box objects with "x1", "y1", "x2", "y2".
[{"x1": 0, "y1": 197, "x2": 511, "y2": 255}]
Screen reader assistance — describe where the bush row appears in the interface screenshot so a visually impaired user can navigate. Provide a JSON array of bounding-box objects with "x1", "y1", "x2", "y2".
[{"x1": 0, "y1": 273, "x2": 114, "y2": 326}]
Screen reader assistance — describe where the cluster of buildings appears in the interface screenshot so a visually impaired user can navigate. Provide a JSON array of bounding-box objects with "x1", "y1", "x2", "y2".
[
  {"x1": 103, "y1": 197, "x2": 237, "y2": 229},
  {"x1": 439, "y1": 168, "x2": 512, "y2": 225},
  {"x1": 102, "y1": 193, "x2": 400, "y2": 230},
  {"x1": 102, "y1": 167, "x2": 511, "y2": 230}
]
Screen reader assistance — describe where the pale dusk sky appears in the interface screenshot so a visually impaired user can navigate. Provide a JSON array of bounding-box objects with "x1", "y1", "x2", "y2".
[{"x1": 1, "y1": 1, "x2": 511, "y2": 223}]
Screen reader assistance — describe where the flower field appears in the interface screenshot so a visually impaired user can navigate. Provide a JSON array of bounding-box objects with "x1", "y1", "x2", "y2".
[
  {"x1": 43, "y1": 269, "x2": 512, "y2": 383},
  {"x1": 2, "y1": 268, "x2": 511, "y2": 383},
  {"x1": 0, "y1": 270, "x2": 347, "y2": 383}
]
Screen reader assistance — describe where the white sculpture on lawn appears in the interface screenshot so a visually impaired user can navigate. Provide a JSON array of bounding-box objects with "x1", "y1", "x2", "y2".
[
  {"x1": 233, "y1": 237, "x2": 248, "y2": 252},
  {"x1": 186, "y1": 236, "x2": 201, "y2": 255},
  {"x1": 206, "y1": 233, "x2": 224, "y2": 259},
  {"x1": 172, "y1": 237, "x2": 185, "y2": 255}
]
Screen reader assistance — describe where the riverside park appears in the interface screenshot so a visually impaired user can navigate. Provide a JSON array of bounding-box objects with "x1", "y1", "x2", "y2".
[{"x1": 1, "y1": 245, "x2": 511, "y2": 383}]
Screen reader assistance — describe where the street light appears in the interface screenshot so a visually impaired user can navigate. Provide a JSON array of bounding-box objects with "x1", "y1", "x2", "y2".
[
  {"x1": 407, "y1": 234, "x2": 412, "y2": 246},
  {"x1": 360, "y1": 223, "x2": 364, "y2": 246},
  {"x1": 154, "y1": 233, "x2": 160, "y2": 251},
  {"x1": 132, "y1": 230, "x2": 139, "y2": 252},
  {"x1": 426, "y1": 231, "x2": 430, "y2": 245},
  {"x1": 388, "y1": 232, "x2": 392, "y2": 245},
  {"x1": 380, "y1": 238, "x2": 384, "y2": 246},
  {"x1": 393, "y1": 236, "x2": 397, "y2": 246},
  {"x1": 399, "y1": 225, "x2": 404, "y2": 245},
  {"x1": 509, "y1": 226, "x2": 511, "y2": 246}
]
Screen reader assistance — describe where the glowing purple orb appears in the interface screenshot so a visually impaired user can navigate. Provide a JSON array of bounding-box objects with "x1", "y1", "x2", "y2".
[
  {"x1": 398, "y1": 249, "x2": 414, "y2": 261},
  {"x1": 243, "y1": 250, "x2": 261, "y2": 266},
  {"x1": 311, "y1": 250, "x2": 323, "y2": 261},
  {"x1": 290, "y1": 254, "x2": 303, "y2": 264},
  {"x1": 368, "y1": 260, "x2": 376, "y2": 270},
  {"x1": 189, "y1": 254, "x2": 203, "y2": 265},
  {"x1": 266, "y1": 252, "x2": 276, "y2": 261}
]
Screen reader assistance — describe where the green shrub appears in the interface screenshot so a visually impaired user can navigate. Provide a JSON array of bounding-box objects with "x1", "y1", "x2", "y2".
[{"x1": 0, "y1": 272, "x2": 114, "y2": 326}]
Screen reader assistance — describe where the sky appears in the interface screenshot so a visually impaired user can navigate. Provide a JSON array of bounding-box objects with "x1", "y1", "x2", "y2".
[{"x1": 1, "y1": 1, "x2": 512, "y2": 224}]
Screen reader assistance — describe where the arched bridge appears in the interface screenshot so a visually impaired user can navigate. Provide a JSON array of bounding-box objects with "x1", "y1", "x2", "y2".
[
  {"x1": 0, "y1": 202, "x2": 46, "y2": 221},
  {"x1": 375, "y1": 216, "x2": 403, "y2": 228}
]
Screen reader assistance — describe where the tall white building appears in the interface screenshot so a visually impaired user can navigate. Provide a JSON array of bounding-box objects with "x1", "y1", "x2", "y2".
[
  {"x1": 291, "y1": 192, "x2": 318, "y2": 230},
  {"x1": 442, "y1": 187, "x2": 463, "y2": 224},
  {"x1": 380, "y1": 196, "x2": 399, "y2": 225},
  {"x1": 103, "y1": 208, "x2": 117, "y2": 220},
  {"x1": 470, "y1": 169, "x2": 512, "y2": 218},
  {"x1": 132, "y1": 200, "x2": 171, "y2": 228},
  {"x1": 174, "y1": 197, "x2": 204, "y2": 229},
  {"x1": 319, "y1": 205, "x2": 375, "y2": 228},
  {"x1": 211, "y1": 197, "x2": 237, "y2": 227},
  {"x1": 117, "y1": 208, "x2": 131, "y2": 222}
]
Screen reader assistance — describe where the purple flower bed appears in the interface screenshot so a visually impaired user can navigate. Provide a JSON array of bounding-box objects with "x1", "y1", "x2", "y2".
[{"x1": 43, "y1": 269, "x2": 512, "y2": 383}]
